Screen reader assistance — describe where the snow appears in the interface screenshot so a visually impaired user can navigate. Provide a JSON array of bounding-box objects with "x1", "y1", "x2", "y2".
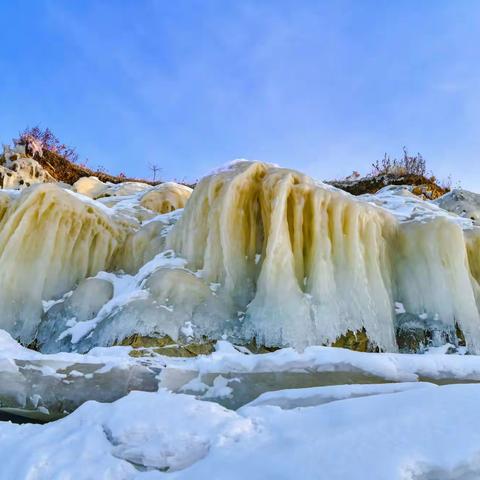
[
  {"x1": 1, "y1": 384, "x2": 480, "y2": 479},
  {"x1": 244, "y1": 381, "x2": 435, "y2": 408},
  {"x1": 40, "y1": 250, "x2": 188, "y2": 350},
  {"x1": 6, "y1": 324, "x2": 480, "y2": 420},
  {"x1": 64, "y1": 187, "x2": 115, "y2": 215},
  {"x1": 151, "y1": 340, "x2": 480, "y2": 382},
  {"x1": 361, "y1": 185, "x2": 475, "y2": 226},
  {"x1": 1, "y1": 326, "x2": 480, "y2": 478},
  {"x1": 141, "y1": 208, "x2": 184, "y2": 227},
  {"x1": 58, "y1": 318, "x2": 98, "y2": 344},
  {"x1": 0, "y1": 389, "x2": 253, "y2": 478},
  {"x1": 10, "y1": 317, "x2": 480, "y2": 387},
  {"x1": 435, "y1": 189, "x2": 480, "y2": 225},
  {"x1": 201, "y1": 375, "x2": 240, "y2": 399},
  {"x1": 0, "y1": 328, "x2": 132, "y2": 368}
]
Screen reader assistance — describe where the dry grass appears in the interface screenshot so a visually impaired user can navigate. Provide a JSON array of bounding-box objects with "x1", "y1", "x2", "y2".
[{"x1": 37, "y1": 149, "x2": 160, "y2": 185}]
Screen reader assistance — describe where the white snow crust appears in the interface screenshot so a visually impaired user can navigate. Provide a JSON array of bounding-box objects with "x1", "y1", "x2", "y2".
[{"x1": 0, "y1": 382, "x2": 480, "y2": 479}]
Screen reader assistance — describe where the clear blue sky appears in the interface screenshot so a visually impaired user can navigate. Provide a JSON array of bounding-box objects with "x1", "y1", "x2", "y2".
[{"x1": 1, "y1": 1, "x2": 480, "y2": 188}]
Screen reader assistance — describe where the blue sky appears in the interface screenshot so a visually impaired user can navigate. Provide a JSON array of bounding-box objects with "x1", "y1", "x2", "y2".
[{"x1": 1, "y1": 1, "x2": 480, "y2": 188}]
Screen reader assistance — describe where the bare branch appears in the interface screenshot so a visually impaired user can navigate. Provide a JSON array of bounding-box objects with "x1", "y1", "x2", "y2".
[{"x1": 148, "y1": 162, "x2": 161, "y2": 182}]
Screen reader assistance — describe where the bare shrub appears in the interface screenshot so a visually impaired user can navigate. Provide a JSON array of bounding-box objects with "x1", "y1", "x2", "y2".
[
  {"x1": 440, "y1": 175, "x2": 453, "y2": 191},
  {"x1": 370, "y1": 147, "x2": 426, "y2": 178},
  {"x1": 14, "y1": 126, "x2": 78, "y2": 163}
]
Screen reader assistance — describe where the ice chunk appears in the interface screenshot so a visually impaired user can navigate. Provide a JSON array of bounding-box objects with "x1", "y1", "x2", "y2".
[
  {"x1": 243, "y1": 382, "x2": 435, "y2": 409},
  {"x1": 140, "y1": 182, "x2": 192, "y2": 214},
  {"x1": 435, "y1": 189, "x2": 480, "y2": 225}
]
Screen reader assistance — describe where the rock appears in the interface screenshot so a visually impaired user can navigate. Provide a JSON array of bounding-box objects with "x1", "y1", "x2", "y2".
[
  {"x1": 395, "y1": 320, "x2": 428, "y2": 353},
  {"x1": 395, "y1": 313, "x2": 467, "y2": 353},
  {"x1": 121, "y1": 334, "x2": 216, "y2": 358},
  {"x1": 0, "y1": 145, "x2": 54, "y2": 189},
  {"x1": 331, "y1": 329, "x2": 379, "y2": 352}
]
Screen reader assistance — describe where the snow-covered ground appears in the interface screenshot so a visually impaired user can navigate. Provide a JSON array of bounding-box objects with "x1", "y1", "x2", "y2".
[
  {"x1": 1, "y1": 381, "x2": 480, "y2": 479},
  {"x1": 3, "y1": 328, "x2": 480, "y2": 411},
  {"x1": 1, "y1": 331, "x2": 480, "y2": 479}
]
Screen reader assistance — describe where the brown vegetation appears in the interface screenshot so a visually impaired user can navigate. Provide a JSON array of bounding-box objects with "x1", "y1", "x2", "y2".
[
  {"x1": 38, "y1": 148, "x2": 160, "y2": 185},
  {"x1": 330, "y1": 148, "x2": 449, "y2": 200},
  {"x1": 371, "y1": 148, "x2": 426, "y2": 177},
  {"x1": 331, "y1": 173, "x2": 448, "y2": 199},
  {"x1": 14, "y1": 126, "x2": 160, "y2": 186},
  {"x1": 14, "y1": 126, "x2": 197, "y2": 188}
]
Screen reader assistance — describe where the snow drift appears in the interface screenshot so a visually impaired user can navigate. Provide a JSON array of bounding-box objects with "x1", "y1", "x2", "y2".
[{"x1": 2, "y1": 383, "x2": 480, "y2": 479}]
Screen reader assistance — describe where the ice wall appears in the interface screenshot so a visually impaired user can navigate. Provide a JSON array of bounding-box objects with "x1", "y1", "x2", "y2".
[
  {"x1": 394, "y1": 218, "x2": 480, "y2": 352},
  {"x1": 168, "y1": 162, "x2": 399, "y2": 350},
  {"x1": 0, "y1": 184, "x2": 124, "y2": 343},
  {"x1": 3, "y1": 160, "x2": 480, "y2": 354},
  {"x1": 166, "y1": 161, "x2": 480, "y2": 352}
]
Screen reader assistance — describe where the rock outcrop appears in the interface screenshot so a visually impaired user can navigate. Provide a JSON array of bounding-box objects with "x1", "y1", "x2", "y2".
[{"x1": 0, "y1": 145, "x2": 55, "y2": 189}]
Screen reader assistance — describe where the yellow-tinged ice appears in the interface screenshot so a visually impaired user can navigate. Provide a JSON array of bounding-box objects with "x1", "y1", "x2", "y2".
[
  {"x1": 140, "y1": 182, "x2": 192, "y2": 214},
  {"x1": 5, "y1": 160, "x2": 480, "y2": 353},
  {"x1": 168, "y1": 161, "x2": 400, "y2": 350},
  {"x1": 165, "y1": 161, "x2": 480, "y2": 352},
  {"x1": 0, "y1": 184, "x2": 125, "y2": 342},
  {"x1": 73, "y1": 176, "x2": 108, "y2": 198}
]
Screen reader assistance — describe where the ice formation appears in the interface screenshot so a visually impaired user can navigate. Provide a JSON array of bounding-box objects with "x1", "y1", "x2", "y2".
[
  {"x1": 2, "y1": 159, "x2": 480, "y2": 353},
  {"x1": 435, "y1": 188, "x2": 480, "y2": 225},
  {"x1": 0, "y1": 184, "x2": 126, "y2": 344},
  {"x1": 140, "y1": 182, "x2": 192, "y2": 214},
  {"x1": 114, "y1": 212, "x2": 177, "y2": 274},
  {"x1": 44, "y1": 162, "x2": 480, "y2": 352},
  {"x1": 168, "y1": 161, "x2": 399, "y2": 350},
  {"x1": 73, "y1": 176, "x2": 151, "y2": 199},
  {"x1": 72, "y1": 176, "x2": 109, "y2": 198},
  {"x1": 165, "y1": 161, "x2": 480, "y2": 352}
]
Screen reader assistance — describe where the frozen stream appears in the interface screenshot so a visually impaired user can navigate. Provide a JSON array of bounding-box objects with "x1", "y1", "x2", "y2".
[
  {"x1": 4, "y1": 330, "x2": 480, "y2": 423},
  {"x1": 0, "y1": 359, "x2": 391, "y2": 421},
  {"x1": 0, "y1": 359, "x2": 160, "y2": 421},
  {"x1": 2, "y1": 352, "x2": 480, "y2": 422}
]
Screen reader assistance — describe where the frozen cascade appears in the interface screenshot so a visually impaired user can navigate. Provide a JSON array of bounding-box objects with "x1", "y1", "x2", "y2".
[
  {"x1": 0, "y1": 184, "x2": 127, "y2": 344},
  {"x1": 1, "y1": 161, "x2": 480, "y2": 353},
  {"x1": 167, "y1": 161, "x2": 480, "y2": 352}
]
